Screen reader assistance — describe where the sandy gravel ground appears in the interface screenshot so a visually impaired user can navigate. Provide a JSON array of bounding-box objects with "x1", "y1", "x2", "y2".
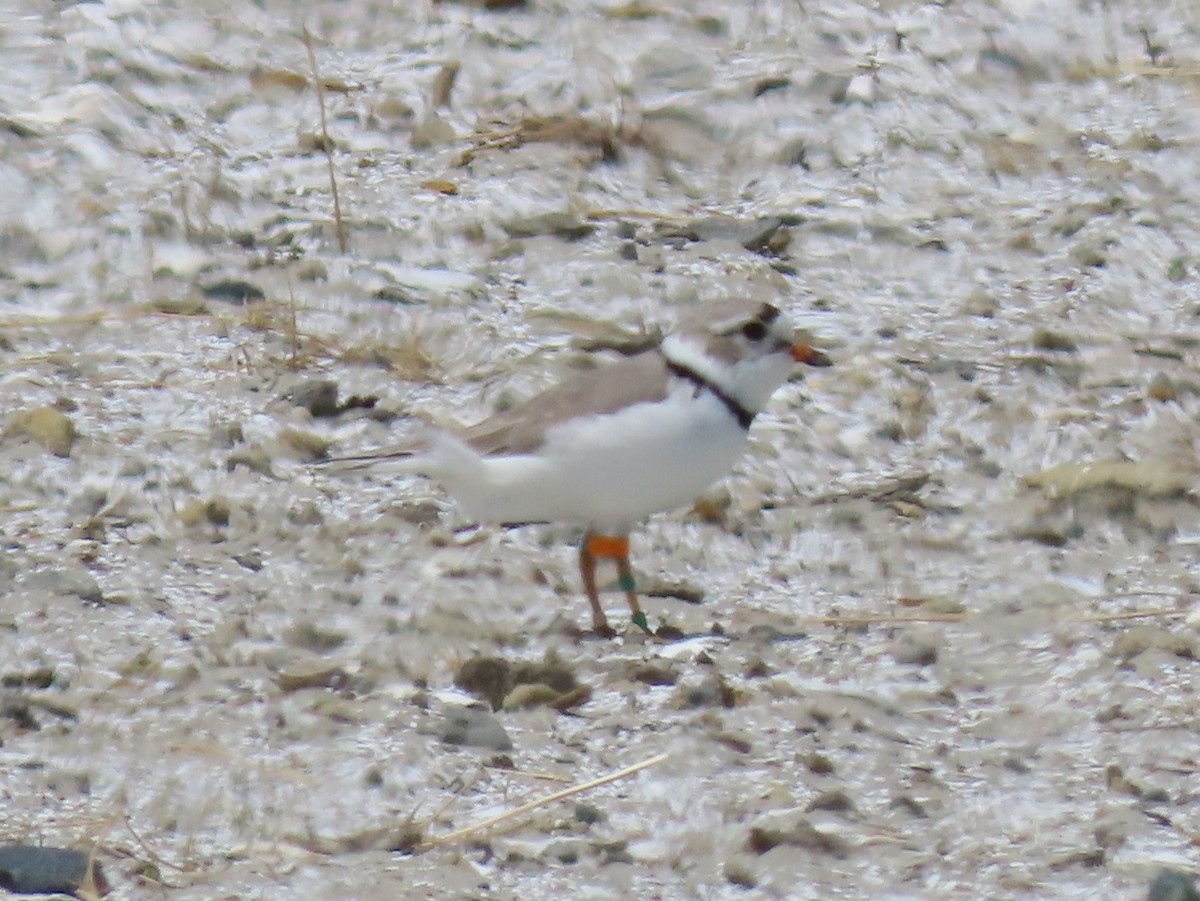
[{"x1": 1, "y1": 1, "x2": 1198, "y2": 898}]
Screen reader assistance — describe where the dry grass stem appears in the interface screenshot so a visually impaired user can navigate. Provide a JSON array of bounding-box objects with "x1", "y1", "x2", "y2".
[
  {"x1": 483, "y1": 764, "x2": 575, "y2": 783},
  {"x1": 423, "y1": 752, "x2": 669, "y2": 847},
  {"x1": 431, "y1": 61, "x2": 460, "y2": 108},
  {"x1": 286, "y1": 280, "x2": 300, "y2": 369},
  {"x1": 302, "y1": 28, "x2": 347, "y2": 253},
  {"x1": 457, "y1": 115, "x2": 635, "y2": 165},
  {"x1": 798, "y1": 606, "x2": 1190, "y2": 628}
]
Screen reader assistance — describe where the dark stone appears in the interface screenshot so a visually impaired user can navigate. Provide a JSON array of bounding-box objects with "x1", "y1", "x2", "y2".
[{"x1": 0, "y1": 846, "x2": 107, "y2": 895}]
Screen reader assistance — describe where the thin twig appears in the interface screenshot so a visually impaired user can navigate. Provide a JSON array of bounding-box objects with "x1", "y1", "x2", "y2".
[
  {"x1": 286, "y1": 278, "x2": 299, "y2": 369},
  {"x1": 1073, "y1": 607, "x2": 1188, "y2": 623},
  {"x1": 120, "y1": 815, "x2": 191, "y2": 878},
  {"x1": 792, "y1": 606, "x2": 1189, "y2": 627},
  {"x1": 431, "y1": 60, "x2": 460, "y2": 109},
  {"x1": 423, "y1": 752, "x2": 668, "y2": 847},
  {"x1": 796, "y1": 613, "x2": 968, "y2": 625},
  {"x1": 483, "y1": 764, "x2": 575, "y2": 783},
  {"x1": 302, "y1": 28, "x2": 347, "y2": 253}
]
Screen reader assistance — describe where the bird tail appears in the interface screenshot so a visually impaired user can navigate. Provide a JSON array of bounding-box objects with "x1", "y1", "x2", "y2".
[
  {"x1": 316, "y1": 429, "x2": 485, "y2": 483},
  {"x1": 417, "y1": 430, "x2": 486, "y2": 483},
  {"x1": 315, "y1": 446, "x2": 422, "y2": 473}
]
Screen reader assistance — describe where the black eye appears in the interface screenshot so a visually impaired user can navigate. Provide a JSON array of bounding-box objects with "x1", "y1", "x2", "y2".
[{"x1": 741, "y1": 320, "x2": 767, "y2": 341}]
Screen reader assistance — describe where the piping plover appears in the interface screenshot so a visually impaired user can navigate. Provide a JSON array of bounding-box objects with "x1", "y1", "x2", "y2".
[{"x1": 328, "y1": 300, "x2": 829, "y2": 635}]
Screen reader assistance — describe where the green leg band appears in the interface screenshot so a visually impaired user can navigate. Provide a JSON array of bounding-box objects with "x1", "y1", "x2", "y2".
[
  {"x1": 618, "y1": 572, "x2": 637, "y2": 593},
  {"x1": 631, "y1": 611, "x2": 650, "y2": 633}
]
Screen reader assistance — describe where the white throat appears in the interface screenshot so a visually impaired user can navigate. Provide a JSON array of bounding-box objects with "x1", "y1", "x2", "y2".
[{"x1": 661, "y1": 334, "x2": 794, "y2": 416}]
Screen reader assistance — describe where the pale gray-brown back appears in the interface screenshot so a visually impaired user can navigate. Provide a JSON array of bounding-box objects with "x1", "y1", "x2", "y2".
[{"x1": 463, "y1": 350, "x2": 670, "y2": 456}]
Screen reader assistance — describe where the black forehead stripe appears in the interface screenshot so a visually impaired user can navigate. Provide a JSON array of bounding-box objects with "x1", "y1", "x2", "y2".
[
  {"x1": 663, "y1": 358, "x2": 754, "y2": 430},
  {"x1": 758, "y1": 304, "x2": 781, "y2": 324}
]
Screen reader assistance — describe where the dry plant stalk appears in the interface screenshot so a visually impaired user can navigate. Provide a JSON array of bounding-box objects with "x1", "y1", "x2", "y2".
[
  {"x1": 286, "y1": 280, "x2": 300, "y2": 369},
  {"x1": 792, "y1": 606, "x2": 1188, "y2": 628},
  {"x1": 423, "y1": 751, "x2": 669, "y2": 847},
  {"x1": 302, "y1": 28, "x2": 347, "y2": 253},
  {"x1": 458, "y1": 115, "x2": 631, "y2": 165},
  {"x1": 431, "y1": 60, "x2": 460, "y2": 109}
]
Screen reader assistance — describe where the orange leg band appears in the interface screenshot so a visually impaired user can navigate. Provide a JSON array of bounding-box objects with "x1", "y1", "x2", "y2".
[{"x1": 586, "y1": 534, "x2": 629, "y2": 558}]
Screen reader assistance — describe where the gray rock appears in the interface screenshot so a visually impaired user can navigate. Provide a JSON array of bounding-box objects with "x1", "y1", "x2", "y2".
[
  {"x1": 1113, "y1": 626, "x2": 1197, "y2": 662},
  {"x1": 291, "y1": 379, "x2": 340, "y2": 418},
  {"x1": 1148, "y1": 870, "x2": 1200, "y2": 901},
  {"x1": 440, "y1": 706, "x2": 513, "y2": 752},
  {"x1": 893, "y1": 634, "x2": 938, "y2": 666},
  {"x1": 0, "y1": 845, "x2": 106, "y2": 895},
  {"x1": 674, "y1": 674, "x2": 735, "y2": 708},
  {"x1": 199, "y1": 278, "x2": 264, "y2": 304}
]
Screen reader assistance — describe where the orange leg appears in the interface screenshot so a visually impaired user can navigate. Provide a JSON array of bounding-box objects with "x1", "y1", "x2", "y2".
[
  {"x1": 578, "y1": 532, "x2": 612, "y2": 636},
  {"x1": 581, "y1": 532, "x2": 651, "y2": 635}
]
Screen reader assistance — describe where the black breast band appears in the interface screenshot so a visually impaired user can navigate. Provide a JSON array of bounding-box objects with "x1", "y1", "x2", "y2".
[{"x1": 663, "y1": 358, "x2": 755, "y2": 430}]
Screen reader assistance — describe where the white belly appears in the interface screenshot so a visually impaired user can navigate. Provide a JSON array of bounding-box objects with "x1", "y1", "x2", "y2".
[{"x1": 441, "y1": 390, "x2": 750, "y2": 531}]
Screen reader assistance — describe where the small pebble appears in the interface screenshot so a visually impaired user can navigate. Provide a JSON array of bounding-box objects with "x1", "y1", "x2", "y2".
[
  {"x1": 1031, "y1": 328, "x2": 1078, "y2": 353},
  {"x1": 806, "y1": 789, "x2": 855, "y2": 813},
  {"x1": 1148, "y1": 869, "x2": 1200, "y2": 901},
  {"x1": 199, "y1": 278, "x2": 265, "y2": 304},
  {"x1": 8, "y1": 407, "x2": 77, "y2": 457},
  {"x1": 292, "y1": 379, "x2": 341, "y2": 417},
  {"x1": 455, "y1": 657, "x2": 513, "y2": 710},
  {"x1": 501, "y1": 683, "x2": 561, "y2": 710},
  {"x1": 629, "y1": 663, "x2": 677, "y2": 685},
  {"x1": 283, "y1": 621, "x2": 348, "y2": 652},
  {"x1": 893, "y1": 634, "x2": 938, "y2": 667},
  {"x1": 890, "y1": 795, "x2": 928, "y2": 818},
  {"x1": 747, "y1": 819, "x2": 848, "y2": 858},
  {"x1": 227, "y1": 444, "x2": 275, "y2": 476},
  {"x1": 1069, "y1": 241, "x2": 1107, "y2": 268},
  {"x1": 276, "y1": 665, "x2": 349, "y2": 692},
  {"x1": 675, "y1": 674, "x2": 736, "y2": 708},
  {"x1": 1147, "y1": 372, "x2": 1177, "y2": 403},
  {"x1": 574, "y1": 803, "x2": 602, "y2": 825},
  {"x1": 440, "y1": 707, "x2": 513, "y2": 752},
  {"x1": 804, "y1": 752, "x2": 835, "y2": 775},
  {"x1": 0, "y1": 846, "x2": 107, "y2": 896},
  {"x1": 279, "y1": 428, "x2": 332, "y2": 461},
  {"x1": 724, "y1": 857, "x2": 757, "y2": 888},
  {"x1": 1112, "y1": 626, "x2": 1197, "y2": 662}
]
